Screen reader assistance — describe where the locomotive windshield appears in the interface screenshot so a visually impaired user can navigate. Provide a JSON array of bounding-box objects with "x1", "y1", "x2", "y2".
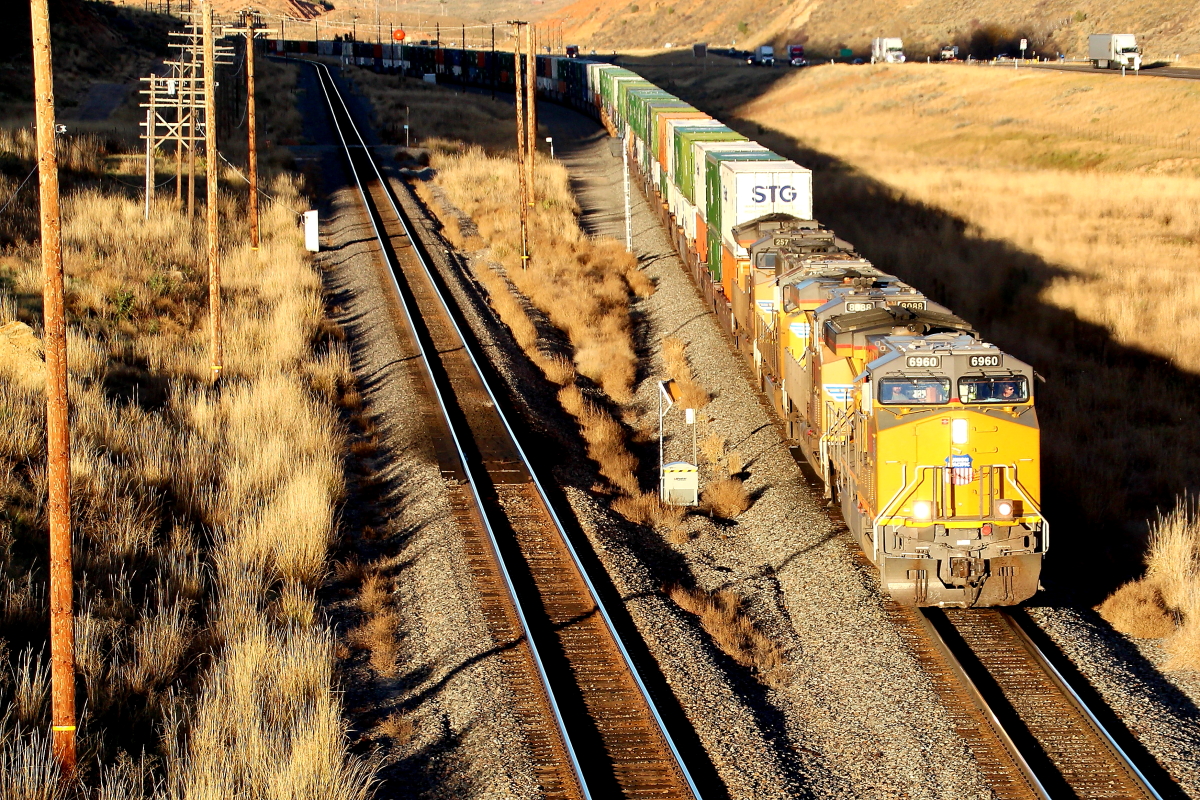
[
  {"x1": 878, "y1": 377, "x2": 950, "y2": 404},
  {"x1": 958, "y1": 376, "x2": 1029, "y2": 403}
]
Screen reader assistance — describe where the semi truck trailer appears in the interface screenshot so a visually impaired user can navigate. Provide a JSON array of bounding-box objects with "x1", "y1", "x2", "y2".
[
  {"x1": 1088, "y1": 34, "x2": 1141, "y2": 70},
  {"x1": 871, "y1": 38, "x2": 905, "y2": 64}
]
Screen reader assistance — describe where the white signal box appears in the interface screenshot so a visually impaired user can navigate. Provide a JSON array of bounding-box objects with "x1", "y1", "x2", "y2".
[{"x1": 661, "y1": 461, "x2": 699, "y2": 506}]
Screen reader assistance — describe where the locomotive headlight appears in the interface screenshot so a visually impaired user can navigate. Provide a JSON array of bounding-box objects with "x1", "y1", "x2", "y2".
[
  {"x1": 951, "y1": 418, "x2": 969, "y2": 445},
  {"x1": 913, "y1": 500, "x2": 933, "y2": 521},
  {"x1": 995, "y1": 499, "x2": 1015, "y2": 519}
]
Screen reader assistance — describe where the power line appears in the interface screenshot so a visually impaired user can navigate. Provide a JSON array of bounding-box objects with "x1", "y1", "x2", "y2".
[{"x1": 0, "y1": 165, "x2": 39, "y2": 216}]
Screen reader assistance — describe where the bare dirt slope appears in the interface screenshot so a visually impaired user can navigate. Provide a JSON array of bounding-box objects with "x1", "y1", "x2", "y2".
[{"x1": 551, "y1": 0, "x2": 1200, "y2": 62}]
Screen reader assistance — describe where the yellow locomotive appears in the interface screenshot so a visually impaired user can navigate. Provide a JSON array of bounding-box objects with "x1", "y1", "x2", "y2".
[{"x1": 729, "y1": 216, "x2": 1046, "y2": 607}]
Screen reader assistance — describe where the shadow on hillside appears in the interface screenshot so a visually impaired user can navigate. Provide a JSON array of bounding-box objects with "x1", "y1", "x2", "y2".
[{"x1": 618, "y1": 58, "x2": 1200, "y2": 605}]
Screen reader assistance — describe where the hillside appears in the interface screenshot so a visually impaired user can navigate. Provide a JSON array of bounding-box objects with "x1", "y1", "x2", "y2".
[
  {"x1": 3, "y1": 0, "x2": 174, "y2": 109},
  {"x1": 551, "y1": 0, "x2": 1200, "y2": 61}
]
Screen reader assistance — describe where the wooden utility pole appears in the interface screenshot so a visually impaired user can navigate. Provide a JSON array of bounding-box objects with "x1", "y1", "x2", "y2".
[
  {"x1": 30, "y1": 0, "x2": 76, "y2": 776},
  {"x1": 175, "y1": 73, "x2": 184, "y2": 207},
  {"x1": 245, "y1": 28, "x2": 258, "y2": 249},
  {"x1": 525, "y1": 23, "x2": 536, "y2": 205},
  {"x1": 228, "y1": 13, "x2": 276, "y2": 251},
  {"x1": 511, "y1": 21, "x2": 529, "y2": 267},
  {"x1": 144, "y1": 75, "x2": 156, "y2": 218},
  {"x1": 203, "y1": 1, "x2": 222, "y2": 382},
  {"x1": 245, "y1": 27, "x2": 259, "y2": 250},
  {"x1": 188, "y1": 55, "x2": 197, "y2": 218}
]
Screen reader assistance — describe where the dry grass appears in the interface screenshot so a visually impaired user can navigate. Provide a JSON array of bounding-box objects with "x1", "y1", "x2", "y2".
[
  {"x1": 661, "y1": 336, "x2": 709, "y2": 410},
  {"x1": 560, "y1": 0, "x2": 1200, "y2": 61},
  {"x1": 1096, "y1": 581, "x2": 1177, "y2": 640},
  {"x1": 701, "y1": 477, "x2": 751, "y2": 519},
  {"x1": 667, "y1": 584, "x2": 783, "y2": 681},
  {"x1": 430, "y1": 145, "x2": 649, "y2": 402},
  {"x1": 0, "y1": 58, "x2": 371, "y2": 795},
  {"x1": 338, "y1": 66, "x2": 523, "y2": 152},
  {"x1": 1098, "y1": 498, "x2": 1200, "y2": 669}
]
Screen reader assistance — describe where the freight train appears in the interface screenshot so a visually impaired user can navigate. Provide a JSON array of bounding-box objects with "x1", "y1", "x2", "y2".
[{"x1": 269, "y1": 39, "x2": 1047, "y2": 607}]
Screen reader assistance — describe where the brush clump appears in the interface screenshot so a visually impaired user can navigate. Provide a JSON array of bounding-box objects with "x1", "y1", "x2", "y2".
[{"x1": 1097, "y1": 497, "x2": 1200, "y2": 669}]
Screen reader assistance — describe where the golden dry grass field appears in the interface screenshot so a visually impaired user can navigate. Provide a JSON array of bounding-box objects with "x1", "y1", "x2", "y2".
[
  {"x1": 0, "y1": 58, "x2": 376, "y2": 794},
  {"x1": 554, "y1": 0, "x2": 1200, "y2": 62},
  {"x1": 628, "y1": 57, "x2": 1200, "y2": 659}
]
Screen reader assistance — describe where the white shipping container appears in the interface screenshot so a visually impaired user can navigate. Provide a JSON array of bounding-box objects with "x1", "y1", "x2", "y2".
[
  {"x1": 664, "y1": 119, "x2": 724, "y2": 190},
  {"x1": 693, "y1": 141, "x2": 771, "y2": 219},
  {"x1": 718, "y1": 161, "x2": 813, "y2": 256},
  {"x1": 679, "y1": 195, "x2": 697, "y2": 243},
  {"x1": 651, "y1": 158, "x2": 661, "y2": 189}
]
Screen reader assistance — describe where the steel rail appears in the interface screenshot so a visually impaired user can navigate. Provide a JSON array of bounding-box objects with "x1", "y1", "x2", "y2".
[
  {"x1": 1001, "y1": 611, "x2": 1167, "y2": 800},
  {"x1": 923, "y1": 607, "x2": 1168, "y2": 800},
  {"x1": 311, "y1": 59, "x2": 702, "y2": 799},
  {"x1": 916, "y1": 610, "x2": 1052, "y2": 800},
  {"x1": 308, "y1": 61, "x2": 592, "y2": 798}
]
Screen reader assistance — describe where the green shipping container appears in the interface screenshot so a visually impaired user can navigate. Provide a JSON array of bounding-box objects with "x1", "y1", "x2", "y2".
[
  {"x1": 615, "y1": 79, "x2": 655, "y2": 127},
  {"x1": 705, "y1": 150, "x2": 786, "y2": 254},
  {"x1": 639, "y1": 99, "x2": 693, "y2": 172},
  {"x1": 627, "y1": 91, "x2": 683, "y2": 143},
  {"x1": 668, "y1": 124, "x2": 732, "y2": 197},
  {"x1": 676, "y1": 129, "x2": 747, "y2": 203},
  {"x1": 598, "y1": 69, "x2": 640, "y2": 115},
  {"x1": 707, "y1": 227, "x2": 722, "y2": 280}
]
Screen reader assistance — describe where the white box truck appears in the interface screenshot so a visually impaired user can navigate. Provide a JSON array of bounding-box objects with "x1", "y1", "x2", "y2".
[
  {"x1": 1089, "y1": 34, "x2": 1141, "y2": 70},
  {"x1": 871, "y1": 38, "x2": 905, "y2": 64},
  {"x1": 718, "y1": 161, "x2": 813, "y2": 257},
  {"x1": 747, "y1": 45, "x2": 775, "y2": 66}
]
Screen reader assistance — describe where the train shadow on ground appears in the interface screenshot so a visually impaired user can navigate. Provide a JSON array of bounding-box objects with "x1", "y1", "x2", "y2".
[{"x1": 626, "y1": 53, "x2": 1200, "y2": 608}]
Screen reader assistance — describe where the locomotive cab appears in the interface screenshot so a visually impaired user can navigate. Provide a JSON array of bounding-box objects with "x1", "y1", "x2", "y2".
[{"x1": 835, "y1": 335, "x2": 1045, "y2": 607}]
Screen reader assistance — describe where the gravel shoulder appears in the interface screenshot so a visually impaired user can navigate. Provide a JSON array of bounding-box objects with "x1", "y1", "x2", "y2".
[
  {"x1": 298, "y1": 61, "x2": 540, "y2": 799},
  {"x1": 1025, "y1": 604, "x2": 1200, "y2": 795},
  {"x1": 397, "y1": 92, "x2": 995, "y2": 797},
  {"x1": 544, "y1": 96, "x2": 1200, "y2": 797}
]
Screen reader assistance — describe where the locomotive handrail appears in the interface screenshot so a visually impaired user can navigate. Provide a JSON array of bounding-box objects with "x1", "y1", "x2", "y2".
[
  {"x1": 818, "y1": 401, "x2": 856, "y2": 497},
  {"x1": 873, "y1": 463, "x2": 908, "y2": 561}
]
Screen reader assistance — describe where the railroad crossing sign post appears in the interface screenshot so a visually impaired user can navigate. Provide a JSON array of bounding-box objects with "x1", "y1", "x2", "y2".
[{"x1": 658, "y1": 380, "x2": 699, "y2": 506}]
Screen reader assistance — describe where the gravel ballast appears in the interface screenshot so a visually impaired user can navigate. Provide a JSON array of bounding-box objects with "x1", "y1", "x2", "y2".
[
  {"x1": 1026, "y1": 604, "x2": 1200, "y2": 794},
  {"x1": 387, "y1": 93, "x2": 997, "y2": 798},
  {"x1": 540, "y1": 100, "x2": 1200, "y2": 798},
  {"x1": 301, "y1": 63, "x2": 540, "y2": 799}
]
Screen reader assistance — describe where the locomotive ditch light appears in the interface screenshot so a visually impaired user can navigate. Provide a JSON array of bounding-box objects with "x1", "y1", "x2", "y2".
[
  {"x1": 995, "y1": 499, "x2": 1016, "y2": 520},
  {"x1": 913, "y1": 500, "x2": 933, "y2": 521}
]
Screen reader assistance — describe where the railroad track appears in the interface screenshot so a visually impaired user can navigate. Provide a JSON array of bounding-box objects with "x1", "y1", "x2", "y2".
[
  {"x1": 913, "y1": 606, "x2": 1175, "y2": 800},
  {"x1": 310, "y1": 60, "x2": 703, "y2": 800}
]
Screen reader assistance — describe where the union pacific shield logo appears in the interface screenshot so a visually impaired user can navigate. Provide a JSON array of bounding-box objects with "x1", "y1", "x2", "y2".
[{"x1": 945, "y1": 454, "x2": 974, "y2": 485}]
